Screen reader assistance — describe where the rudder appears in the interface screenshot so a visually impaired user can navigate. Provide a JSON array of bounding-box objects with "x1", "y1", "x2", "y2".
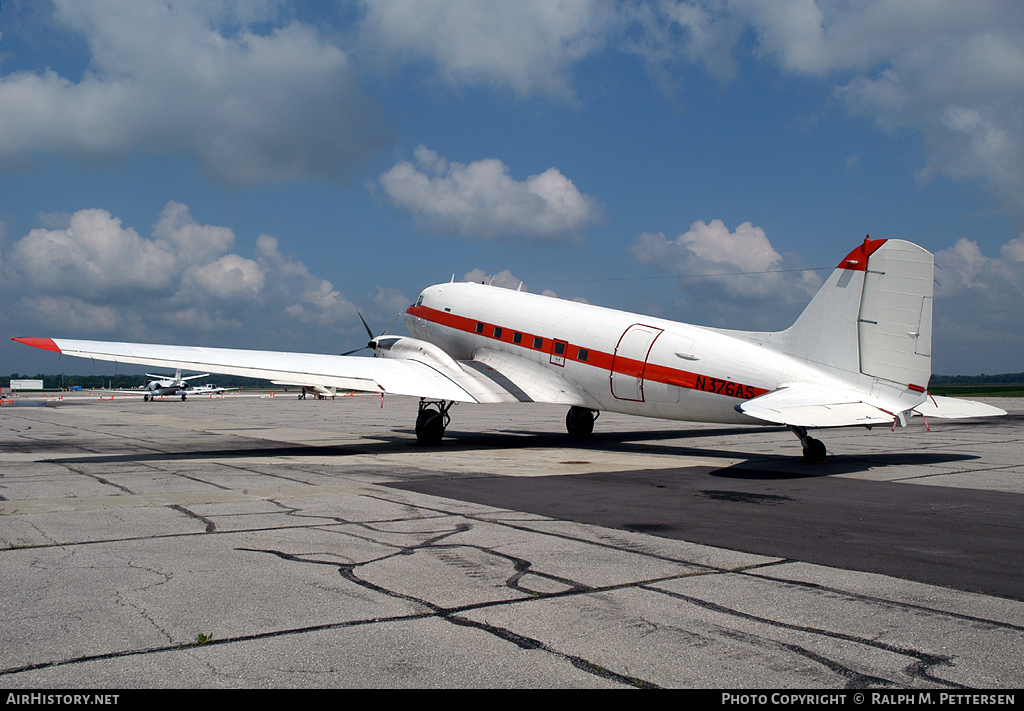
[
  {"x1": 856, "y1": 239, "x2": 933, "y2": 389},
  {"x1": 782, "y1": 238, "x2": 933, "y2": 390}
]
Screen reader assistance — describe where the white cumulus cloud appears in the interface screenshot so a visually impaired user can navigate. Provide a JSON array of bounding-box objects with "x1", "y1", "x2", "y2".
[
  {"x1": 378, "y1": 146, "x2": 604, "y2": 242},
  {"x1": 153, "y1": 201, "x2": 236, "y2": 265},
  {"x1": 0, "y1": 0, "x2": 392, "y2": 185},
  {"x1": 6, "y1": 1, "x2": 1022, "y2": 228},
  {"x1": 722, "y1": 0, "x2": 1024, "y2": 224},
  {"x1": 0, "y1": 202, "x2": 385, "y2": 350},
  {"x1": 254, "y1": 234, "x2": 356, "y2": 329},
  {"x1": 461, "y1": 268, "x2": 574, "y2": 300},
  {"x1": 358, "y1": 0, "x2": 616, "y2": 100},
  {"x1": 9, "y1": 208, "x2": 179, "y2": 300},
  {"x1": 462, "y1": 268, "x2": 525, "y2": 290},
  {"x1": 931, "y1": 236, "x2": 1024, "y2": 372},
  {"x1": 601, "y1": 1, "x2": 1024, "y2": 226},
  {"x1": 630, "y1": 219, "x2": 821, "y2": 329},
  {"x1": 186, "y1": 254, "x2": 266, "y2": 304}
]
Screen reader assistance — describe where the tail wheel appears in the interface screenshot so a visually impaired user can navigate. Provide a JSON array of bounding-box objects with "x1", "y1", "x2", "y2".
[{"x1": 790, "y1": 426, "x2": 827, "y2": 463}]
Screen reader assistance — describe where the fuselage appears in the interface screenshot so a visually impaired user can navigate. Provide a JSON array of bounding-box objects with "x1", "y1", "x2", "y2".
[
  {"x1": 405, "y1": 282, "x2": 850, "y2": 425},
  {"x1": 146, "y1": 380, "x2": 183, "y2": 397}
]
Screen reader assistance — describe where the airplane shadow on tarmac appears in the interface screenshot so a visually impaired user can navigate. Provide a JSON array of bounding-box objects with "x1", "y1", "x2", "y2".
[
  {"x1": 437, "y1": 425, "x2": 980, "y2": 479},
  {"x1": 46, "y1": 421, "x2": 980, "y2": 480},
  {"x1": 390, "y1": 459, "x2": 1024, "y2": 601}
]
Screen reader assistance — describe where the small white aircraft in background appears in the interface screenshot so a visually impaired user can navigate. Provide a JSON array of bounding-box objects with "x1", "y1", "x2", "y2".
[
  {"x1": 106, "y1": 368, "x2": 211, "y2": 401},
  {"x1": 279, "y1": 384, "x2": 337, "y2": 400},
  {"x1": 181, "y1": 383, "x2": 230, "y2": 397},
  {"x1": 14, "y1": 237, "x2": 1004, "y2": 460}
]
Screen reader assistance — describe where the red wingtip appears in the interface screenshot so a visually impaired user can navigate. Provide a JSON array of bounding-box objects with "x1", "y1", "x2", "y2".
[
  {"x1": 837, "y1": 236, "x2": 887, "y2": 271},
  {"x1": 12, "y1": 337, "x2": 62, "y2": 353}
]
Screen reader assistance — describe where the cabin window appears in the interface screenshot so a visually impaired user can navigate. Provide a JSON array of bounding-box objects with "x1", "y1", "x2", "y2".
[
  {"x1": 577, "y1": 348, "x2": 589, "y2": 362},
  {"x1": 533, "y1": 336, "x2": 544, "y2": 349},
  {"x1": 554, "y1": 341, "x2": 565, "y2": 355},
  {"x1": 475, "y1": 323, "x2": 484, "y2": 334},
  {"x1": 493, "y1": 327, "x2": 503, "y2": 339},
  {"x1": 513, "y1": 332, "x2": 522, "y2": 344}
]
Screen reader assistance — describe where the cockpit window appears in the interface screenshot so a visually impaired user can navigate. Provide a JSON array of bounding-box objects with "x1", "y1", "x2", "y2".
[{"x1": 415, "y1": 294, "x2": 424, "y2": 308}]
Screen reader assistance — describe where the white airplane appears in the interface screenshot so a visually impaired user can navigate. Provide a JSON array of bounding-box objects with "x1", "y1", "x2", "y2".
[
  {"x1": 279, "y1": 384, "x2": 337, "y2": 400},
  {"x1": 13, "y1": 237, "x2": 1004, "y2": 460},
  {"x1": 104, "y1": 368, "x2": 211, "y2": 401},
  {"x1": 181, "y1": 383, "x2": 231, "y2": 397}
]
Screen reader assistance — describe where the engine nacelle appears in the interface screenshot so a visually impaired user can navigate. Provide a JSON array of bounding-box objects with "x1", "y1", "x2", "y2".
[{"x1": 372, "y1": 335, "x2": 461, "y2": 371}]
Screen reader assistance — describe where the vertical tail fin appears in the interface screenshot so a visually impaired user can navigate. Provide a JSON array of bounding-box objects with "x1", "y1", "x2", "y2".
[{"x1": 782, "y1": 238, "x2": 933, "y2": 390}]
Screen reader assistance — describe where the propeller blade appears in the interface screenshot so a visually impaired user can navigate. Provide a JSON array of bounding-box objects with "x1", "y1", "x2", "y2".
[
  {"x1": 356, "y1": 310, "x2": 374, "y2": 341},
  {"x1": 381, "y1": 311, "x2": 402, "y2": 337},
  {"x1": 348, "y1": 309, "x2": 403, "y2": 357}
]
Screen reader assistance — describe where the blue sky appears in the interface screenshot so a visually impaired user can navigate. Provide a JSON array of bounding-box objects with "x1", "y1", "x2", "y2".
[{"x1": 2, "y1": 1, "x2": 1023, "y2": 377}]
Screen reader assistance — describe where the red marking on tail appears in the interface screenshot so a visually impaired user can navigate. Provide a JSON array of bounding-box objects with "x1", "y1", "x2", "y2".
[{"x1": 837, "y1": 236, "x2": 887, "y2": 271}]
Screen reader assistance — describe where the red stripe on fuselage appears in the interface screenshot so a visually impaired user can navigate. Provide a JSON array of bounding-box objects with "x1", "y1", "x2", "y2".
[{"x1": 406, "y1": 304, "x2": 769, "y2": 401}]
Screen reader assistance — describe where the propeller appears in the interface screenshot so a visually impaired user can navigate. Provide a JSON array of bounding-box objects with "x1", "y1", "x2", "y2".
[{"x1": 341, "y1": 310, "x2": 402, "y2": 356}]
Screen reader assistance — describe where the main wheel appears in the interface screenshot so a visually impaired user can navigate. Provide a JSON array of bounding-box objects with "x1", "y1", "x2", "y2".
[
  {"x1": 566, "y1": 406, "x2": 597, "y2": 438},
  {"x1": 802, "y1": 436, "x2": 827, "y2": 463},
  {"x1": 415, "y1": 406, "x2": 446, "y2": 446}
]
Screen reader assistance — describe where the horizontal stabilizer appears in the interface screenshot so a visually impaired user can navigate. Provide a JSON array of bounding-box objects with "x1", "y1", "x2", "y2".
[
  {"x1": 738, "y1": 383, "x2": 900, "y2": 427},
  {"x1": 913, "y1": 395, "x2": 1006, "y2": 419}
]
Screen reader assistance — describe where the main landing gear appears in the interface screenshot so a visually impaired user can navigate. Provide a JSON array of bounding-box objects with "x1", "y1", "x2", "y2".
[
  {"x1": 790, "y1": 425, "x2": 827, "y2": 463},
  {"x1": 416, "y1": 399, "x2": 453, "y2": 446},
  {"x1": 566, "y1": 406, "x2": 599, "y2": 438},
  {"x1": 413, "y1": 402, "x2": 599, "y2": 446}
]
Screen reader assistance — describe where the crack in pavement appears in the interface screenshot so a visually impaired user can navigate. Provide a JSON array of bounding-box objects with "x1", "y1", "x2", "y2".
[
  {"x1": 645, "y1": 585, "x2": 969, "y2": 689},
  {"x1": 2, "y1": 413, "x2": 1019, "y2": 688},
  {"x1": 3, "y1": 488, "x2": 1014, "y2": 687}
]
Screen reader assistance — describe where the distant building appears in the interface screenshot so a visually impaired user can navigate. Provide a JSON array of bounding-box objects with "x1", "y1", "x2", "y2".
[{"x1": 10, "y1": 379, "x2": 44, "y2": 391}]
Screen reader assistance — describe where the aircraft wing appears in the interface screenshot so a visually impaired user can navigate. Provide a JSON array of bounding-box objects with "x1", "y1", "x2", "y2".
[
  {"x1": 180, "y1": 373, "x2": 211, "y2": 382},
  {"x1": 738, "y1": 382, "x2": 1005, "y2": 428},
  {"x1": 13, "y1": 337, "x2": 481, "y2": 403}
]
